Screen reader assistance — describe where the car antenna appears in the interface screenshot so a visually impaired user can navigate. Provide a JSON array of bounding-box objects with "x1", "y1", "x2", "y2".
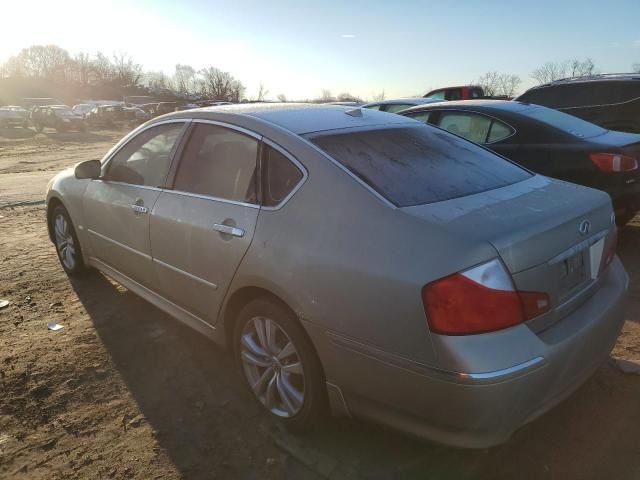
[{"x1": 344, "y1": 108, "x2": 363, "y2": 117}]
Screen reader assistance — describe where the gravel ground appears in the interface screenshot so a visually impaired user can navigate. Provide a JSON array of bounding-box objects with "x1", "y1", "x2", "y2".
[{"x1": 1, "y1": 129, "x2": 640, "y2": 479}]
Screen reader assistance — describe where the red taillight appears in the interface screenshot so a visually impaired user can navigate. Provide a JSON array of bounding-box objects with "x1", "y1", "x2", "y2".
[
  {"x1": 589, "y1": 153, "x2": 638, "y2": 173},
  {"x1": 422, "y1": 259, "x2": 549, "y2": 335}
]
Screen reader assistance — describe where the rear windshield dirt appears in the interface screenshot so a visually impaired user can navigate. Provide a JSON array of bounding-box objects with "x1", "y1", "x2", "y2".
[{"x1": 308, "y1": 125, "x2": 531, "y2": 207}]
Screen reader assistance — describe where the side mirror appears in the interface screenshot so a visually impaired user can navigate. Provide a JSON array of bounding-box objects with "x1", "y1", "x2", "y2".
[{"x1": 74, "y1": 159, "x2": 101, "y2": 180}]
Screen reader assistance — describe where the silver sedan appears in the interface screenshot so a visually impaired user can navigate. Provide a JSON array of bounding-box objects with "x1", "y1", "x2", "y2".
[{"x1": 45, "y1": 104, "x2": 627, "y2": 448}]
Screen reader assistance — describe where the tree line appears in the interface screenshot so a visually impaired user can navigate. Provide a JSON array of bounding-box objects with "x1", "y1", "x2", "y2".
[{"x1": 1, "y1": 45, "x2": 638, "y2": 105}]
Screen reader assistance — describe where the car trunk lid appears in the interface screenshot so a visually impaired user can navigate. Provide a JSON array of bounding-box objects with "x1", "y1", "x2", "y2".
[{"x1": 402, "y1": 175, "x2": 615, "y2": 328}]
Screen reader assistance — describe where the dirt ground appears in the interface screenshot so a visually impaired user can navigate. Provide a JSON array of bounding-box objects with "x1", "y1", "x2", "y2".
[{"x1": 1, "y1": 128, "x2": 640, "y2": 480}]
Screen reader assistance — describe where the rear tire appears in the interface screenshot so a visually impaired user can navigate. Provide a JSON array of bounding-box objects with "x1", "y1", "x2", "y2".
[
  {"x1": 50, "y1": 205, "x2": 88, "y2": 276},
  {"x1": 234, "y1": 297, "x2": 327, "y2": 431}
]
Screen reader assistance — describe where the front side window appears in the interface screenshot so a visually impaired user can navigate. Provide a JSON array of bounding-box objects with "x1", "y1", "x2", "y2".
[
  {"x1": 173, "y1": 123, "x2": 258, "y2": 203},
  {"x1": 437, "y1": 112, "x2": 492, "y2": 143},
  {"x1": 262, "y1": 145, "x2": 303, "y2": 207},
  {"x1": 308, "y1": 125, "x2": 530, "y2": 207},
  {"x1": 105, "y1": 122, "x2": 185, "y2": 187}
]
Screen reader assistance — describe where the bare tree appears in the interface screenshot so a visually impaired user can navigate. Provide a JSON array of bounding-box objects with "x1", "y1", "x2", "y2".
[
  {"x1": 145, "y1": 71, "x2": 173, "y2": 91},
  {"x1": 70, "y1": 52, "x2": 92, "y2": 87},
  {"x1": 3, "y1": 45, "x2": 71, "y2": 80},
  {"x1": 532, "y1": 58, "x2": 597, "y2": 84},
  {"x1": 276, "y1": 93, "x2": 287, "y2": 102},
  {"x1": 174, "y1": 64, "x2": 196, "y2": 95},
  {"x1": 337, "y1": 92, "x2": 361, "y2": 102},
  {"x1": 199, "y1": 66, "x2": 245, "y2": 102},
  {"x1": 92, "y1": 51, "x2": 114, "y2": 85},
  {"x1": 569, "y1": 58, "x2": 596, "y2": 77},
  {"x1": 319, "y1": 89, "x2": 334, "y2": 102},
  {"x1": 372, "y1": 89, "x2": 386, "y2": 101},
  {"x1": 256, "y1": 83, "x2": 269, "y2": 101},
  {"x1": 112, "y1": 53, "x2": 142, "y2": 89},
  {"x1": 477, "y1": 71, "x2": 521, "y2": 96},
  {"x1": 633, "y1": 63, "x2": 640, "y2": 73}
]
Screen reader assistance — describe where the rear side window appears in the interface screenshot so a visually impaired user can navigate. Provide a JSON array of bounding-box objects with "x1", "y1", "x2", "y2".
[
  {"x1": 308, "y1": 125, "x2": 530, "y2": 207},
  {"x1": 487, "y1": 120, "x2": 512, "y2": 142},
  {"x1": 438, "y1": 112, "x2": 492, "y2": 143},
  {"x1": 173, "y1": 123, "x2": 258, "y2": 203},
  {"x1": 262, "y1": 145, "x2": 303, "y2": 207},
  {"x1": 106, "y1": 123, "x2": 185, "y2": 187}
]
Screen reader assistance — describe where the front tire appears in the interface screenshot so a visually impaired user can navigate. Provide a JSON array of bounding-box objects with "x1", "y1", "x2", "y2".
[
  {"x1": 50, "y1": 205, "x2": 87, "y2": 276},
  {"x1": 234, "y1": 298, "x2": 326, "y2": 430}
]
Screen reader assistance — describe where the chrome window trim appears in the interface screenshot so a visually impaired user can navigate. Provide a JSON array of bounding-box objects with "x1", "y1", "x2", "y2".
[
  {"x1": 260, "y1": 137, "x2": 309, "y2": 211},
  {"x1": 87, "y1": 228, "x2": 152, "y2": 260},
  {"x1": 153, "y1": 257, "x2": 218, "y2": 290},
  {"x1": 407, "y1": 108, "x2": 517, "y2": 145},
  {"x1": 92, "y1": 179, "x2": 163, "y2": 192},
  {"x1": 161, "y1": 189, "x2": 261, "y2": 209},
  {"x1": 191, "y1": 118, "x2": 262, "y2": 139},
  {"x1": 100, "y1": 119, "x2": 191, "y2": 173}
]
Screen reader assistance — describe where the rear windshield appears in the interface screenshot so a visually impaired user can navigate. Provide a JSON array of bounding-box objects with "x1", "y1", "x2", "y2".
[
  {"x1": 308, "y1": 125, "x2": 531, "y2": 207},
  {"x1": 520, "y1": 105, "x2": 607, "y2": 138}
]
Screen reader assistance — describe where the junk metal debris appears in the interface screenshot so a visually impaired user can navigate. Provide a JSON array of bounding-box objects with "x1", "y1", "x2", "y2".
[{"x1": 47, "y1": 323, "x2": 64, "y2": 331}]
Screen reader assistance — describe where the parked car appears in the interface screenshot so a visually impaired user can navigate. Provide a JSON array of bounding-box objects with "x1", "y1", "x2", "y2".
[
  {"x1": 361, "y1": 97, "x2": 442, "y2": 113},
  {"x1": 46, "y1": 104, "x2": 626, "y2": 448},
  {"x1": 155, "y1": 102, "x2": 180, "y2": 115},
  {"x1": 0, "y1": 105, "x2": 30, "y2": 128},
  {"x1": 326, "y1": 101, "x2": 365, "y2": 107},
  {"x1": 424, "y1": 85, "x2": 486, "y2": 101},
  {"x1": 516, "y1": 73, "x2": 640, "y2": 134},
  {"x1": 31, "y1": 105, "x2": 87, "y2": 132},
  {"x1": 399, "y1": 100, "x2": 640, "y2": 224},
  {"x1": 86, "y1": 105, "x2": 136, "y2": 128},
  {"x1": 72, "y1": 104, "x2": 96, "y2": 117},
  {"x1": 124, "y1": 106, "x2": 151, "y2": 124}
]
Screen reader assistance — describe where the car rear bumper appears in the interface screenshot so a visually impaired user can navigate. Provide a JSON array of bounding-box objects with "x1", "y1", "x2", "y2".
[{"x1": 308, "y1": 257, "x2": 628, "y2": 448}]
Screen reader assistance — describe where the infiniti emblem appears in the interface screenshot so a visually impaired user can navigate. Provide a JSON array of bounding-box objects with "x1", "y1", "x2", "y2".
[{"x1": 578, "y1": 220, "x2": 591, "y2": 236}]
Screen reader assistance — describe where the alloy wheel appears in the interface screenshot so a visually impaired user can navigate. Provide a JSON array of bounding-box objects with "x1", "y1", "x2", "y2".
[
  {"x1": 53, "y1": 213, "x2": 76, "y2": 271},
  {"x1": 240, "y1": 316, "x2": 305, "y2": 417}
]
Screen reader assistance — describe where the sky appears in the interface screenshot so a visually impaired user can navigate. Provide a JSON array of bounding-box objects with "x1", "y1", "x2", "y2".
[{"x1": 1, "y1": 0, "x2": 639, "y2": 100}]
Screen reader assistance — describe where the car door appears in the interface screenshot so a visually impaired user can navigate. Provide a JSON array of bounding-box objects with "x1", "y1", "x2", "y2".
[
  {"x1": 83, "y1": 121, "x2": 188, "y2": 288},
  {"x1": 149, "y1": 121, "x2": 261, "y2": 324}
]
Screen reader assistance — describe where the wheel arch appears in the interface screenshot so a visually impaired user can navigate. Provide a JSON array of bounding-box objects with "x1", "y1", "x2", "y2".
[{"x1": 46, "y1": 196, "x2": 65, "y2": 243}]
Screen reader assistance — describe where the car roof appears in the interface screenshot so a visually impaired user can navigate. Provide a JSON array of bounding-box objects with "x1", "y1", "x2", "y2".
[
  {"x1": 159, "y1": 103, "x2": 417, "y2": 135},
  {"x1": 361, "y1": 98, "x2": 443, "y2": 107},
  {"x1": 399, "y1": 99, "x2": 533, "y2": 114},
  {"x1": 527, "y1": 73, "x2": 640, "y2": 90}
]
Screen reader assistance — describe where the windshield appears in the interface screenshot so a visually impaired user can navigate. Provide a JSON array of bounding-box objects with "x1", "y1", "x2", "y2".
[
  {"x1": 308, "y1": 125, "x2": 531, "y2": 207},
  {"x1": 52, "y1": 107, "x2": 74, "y2": 116},
  {"x1": 520, "y1": 105, "x2": 608, "y2": 138}
]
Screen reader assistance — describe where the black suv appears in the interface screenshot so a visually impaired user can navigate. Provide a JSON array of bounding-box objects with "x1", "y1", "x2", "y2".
[{"x1": 516, "y1": 74, "x2": 640, "y2": 134}]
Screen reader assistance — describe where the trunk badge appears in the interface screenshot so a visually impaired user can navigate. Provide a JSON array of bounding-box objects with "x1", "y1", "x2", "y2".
[{"x1": 579, "y1": 220, "x2": 591, "y2": 236}]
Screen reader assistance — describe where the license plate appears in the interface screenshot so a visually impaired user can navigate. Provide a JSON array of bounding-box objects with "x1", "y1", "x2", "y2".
[{"x1": 561, "y1": 251, "x2": 586, "y2": 291}]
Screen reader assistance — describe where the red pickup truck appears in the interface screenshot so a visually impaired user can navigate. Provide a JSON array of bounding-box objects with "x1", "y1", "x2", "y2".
[{"x1": 424, "y1": 85, "x2": 512, "y2": 101}]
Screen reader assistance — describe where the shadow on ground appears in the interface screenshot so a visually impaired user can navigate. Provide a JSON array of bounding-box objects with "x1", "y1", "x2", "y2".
[
  {"x1": 0, "y1": 126, "x2": 35, "y2": 139},
  {"x1": 69, "y1": 258, "x2": 640, "y2": 479}
]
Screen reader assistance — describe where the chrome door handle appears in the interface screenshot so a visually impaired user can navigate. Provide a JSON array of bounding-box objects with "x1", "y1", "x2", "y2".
[
  {"x1": 131, "y1": 204, "x2": 149, "y2": 214},
  {"x1": 213, "y1": 223, "x2": 245, "y2": 237}
]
